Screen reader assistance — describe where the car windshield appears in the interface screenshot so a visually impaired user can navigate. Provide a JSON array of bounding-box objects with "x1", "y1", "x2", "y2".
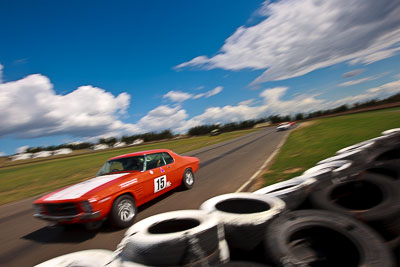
[{"x1": 97, "y1": 155, "x2": 145, "y2": 176}]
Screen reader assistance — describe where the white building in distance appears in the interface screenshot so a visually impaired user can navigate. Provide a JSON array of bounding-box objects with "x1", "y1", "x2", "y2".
[
  {"x1": 53, "y1": 148, "x2": 73, "y2": 155},
  {"x1": 10, "y1": 153, "x2": 33, "y2": 161}
]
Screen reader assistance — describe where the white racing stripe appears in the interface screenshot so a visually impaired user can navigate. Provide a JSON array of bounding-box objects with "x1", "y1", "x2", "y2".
[
  {"x1": 45, "y1": 173, "x2": 129, "y2": 201},
  {"x1": 119, "y1": 178, "x2": 138, "y2": 188}
]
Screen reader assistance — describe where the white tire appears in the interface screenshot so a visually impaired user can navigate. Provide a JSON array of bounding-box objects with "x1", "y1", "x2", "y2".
[
  {"x1": 336, "y1": 141, "x2": 375, "y2": 154},
  {"x1": 254, "y1": 176, "x2": 316, "y2": 210},
  {"x1": 317, "y1": 149, "x2": 364, "y2": 165},
  {"x1": 200, "y1": 193, "x2": 285, "y2": 250},
  {"x1": 304, "y1": 160, "x2": 353, "y2": 176},
  {"x1": 34, "y1": 249, "x2": 114, "y2": 267},
  {"x1": 116, "y1": 210, "x2": 222, "y2": 266},
  {"x1": 382, "y1": 128, "x2": 400, "y2": 135}
]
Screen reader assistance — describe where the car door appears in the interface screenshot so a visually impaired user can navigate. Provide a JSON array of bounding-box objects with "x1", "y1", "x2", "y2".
[
  {"x1": 161, "y1": 152, "x2": 181, "y2": 185},
  {"x1": 142, "y1": 153, "x2": 173, "y2": 202}
]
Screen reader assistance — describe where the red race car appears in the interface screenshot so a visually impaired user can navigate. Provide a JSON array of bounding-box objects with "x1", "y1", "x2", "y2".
[{"x1": 33, "y1": 149, "x2": 200, "y2": 229}]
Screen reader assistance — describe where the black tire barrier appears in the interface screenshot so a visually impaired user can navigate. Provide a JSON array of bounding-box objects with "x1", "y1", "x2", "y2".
[
  {"x1": 200, "y1": 193, "x2": 285, "y2": 251},
  {"x1": 116, "y1": 210, "x2": 226, "y2": 266},
  {"x1": 373, "y1": 144, "x2": 400, "y2": 162},
  {"x1": 264, "y1": 209, "x2": 395, "y2": 267},
  {"x1": 309, "y1": 172, "x2": 400, "y2": 225},
  {"x1": 365, "y1": 160, "x2": 400, "y2": 181},
  {"x1": 212, "y1": 261, "x2": 272, "y2": 266},
  {"x1": 253, "y1": 177, "x2": 316, "y2": 210},
  {"x1": 327, "y1": 132, "x2": 400, "y2": 165}
]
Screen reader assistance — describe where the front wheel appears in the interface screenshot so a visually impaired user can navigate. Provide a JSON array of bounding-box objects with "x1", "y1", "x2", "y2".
[
  {"x1": 110, "y1": 194, "x2": 137, "y2": 228},
  {"x1": 182, "y1": 169, "x2": 195, "y2": 189}
]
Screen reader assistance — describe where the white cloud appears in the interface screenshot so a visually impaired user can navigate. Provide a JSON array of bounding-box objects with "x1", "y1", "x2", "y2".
[
  {"x1": 164, "y1": 86, "x2": 223, "y2": 102},
  {"x1": 193, "y1": 86, "x2": 224, "y2": 99},
  {"x1": 16, "y1": 146, "x2": 29, "y2": 154},
  {"x1": 338, "y1": 76, "x2": 378, "y2": 87},
  {"x1": 0, "y1": 152, "x2": 6, "y2": 156},
  {"x1": 0, "y1": 64, "x2": 3, "y2": 83},
  {"x1": 239, "y1": 99, "x2": 255, "y2": 106},
  {"x1": 176, "y1": 0, "x2": 400, "y2": 84},
  {"x1": 206, "y1": 86, "x2": 223, "y2": 97},
  {"x1": 163, "y1": 91, "x2": 193, "y2": 102},
  {"x1": 367, "y1": 80, "x2": 400, "y2": 96},
  {"x1": 135, "y1": 105, "x2": 189, "y2": 132},
  {"x1": 0, "y1": 73, "x2": 132, "y2": 138}
]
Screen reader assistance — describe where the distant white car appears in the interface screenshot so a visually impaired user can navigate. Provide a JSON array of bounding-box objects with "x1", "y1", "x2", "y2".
[{"x1": 276, "y1": 122, "x2": 295, "y2": 131}]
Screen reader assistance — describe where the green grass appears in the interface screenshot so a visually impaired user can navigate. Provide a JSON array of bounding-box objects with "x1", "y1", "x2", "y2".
[
  {"x1": 262, "y1": 108, "x2": 400, "y2": 186},
  {"x1": 0, "y1": 128, "x2": 260, "y2": 205}
]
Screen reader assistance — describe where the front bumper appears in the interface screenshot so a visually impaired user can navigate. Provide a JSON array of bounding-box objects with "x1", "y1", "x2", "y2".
[{"x1": 33, "y1": 211, "x2": 101, "y2": 223}]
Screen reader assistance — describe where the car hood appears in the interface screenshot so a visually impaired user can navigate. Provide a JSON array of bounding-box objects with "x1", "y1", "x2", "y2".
[{"x1": 40, "y1": 173, "x2": 131, "y2": 202}]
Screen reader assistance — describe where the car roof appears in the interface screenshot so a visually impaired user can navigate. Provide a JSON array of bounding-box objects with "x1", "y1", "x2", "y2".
[{"x1": 109, "y1": 149, "x2": 172, "y2": 160}]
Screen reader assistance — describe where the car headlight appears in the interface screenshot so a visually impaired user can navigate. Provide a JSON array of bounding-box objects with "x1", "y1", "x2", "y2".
[
  {"x1": 80, "y1": 201, "x2": 93, "y2": 213},
  {"x1": 34, "y1": 204, "x2": 44, "y2": 214}
]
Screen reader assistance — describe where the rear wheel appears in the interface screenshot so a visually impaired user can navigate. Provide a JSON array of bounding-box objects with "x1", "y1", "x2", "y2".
[
  {"x1": 182, "y1": 169, "x2": 195, "y2": 189},
  {"x1": 110, "y1": 194, "x2": 137, "y2": 228}
]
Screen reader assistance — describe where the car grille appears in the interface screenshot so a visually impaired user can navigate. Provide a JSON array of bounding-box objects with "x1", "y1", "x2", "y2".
[{"x1": 44, "y1": 202, "x2": 78, "y2": 216}]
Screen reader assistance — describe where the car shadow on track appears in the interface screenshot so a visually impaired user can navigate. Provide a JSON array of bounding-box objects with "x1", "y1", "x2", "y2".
[{"x1": 22, "y1": 225, "x2": 98, "y2": 244}]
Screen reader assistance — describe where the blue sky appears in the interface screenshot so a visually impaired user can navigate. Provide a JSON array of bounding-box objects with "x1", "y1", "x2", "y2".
[{"x1": 1, "y1": 0, "x2": 400, "y2": 156}]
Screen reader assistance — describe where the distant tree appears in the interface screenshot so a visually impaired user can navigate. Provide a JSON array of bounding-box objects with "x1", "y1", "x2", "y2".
[
  {"x1": 295, "y1": 113, "x2": 304, "y2": 121},
  {"x1": 268, "y1": 115, "x2": 282, "y2": 123},
  {"x1": 99, "y1": 137, "x2": 117, "y2": 146},
  {"x1": 27, "y1": 147, "x2": 43, "y2": 153}
]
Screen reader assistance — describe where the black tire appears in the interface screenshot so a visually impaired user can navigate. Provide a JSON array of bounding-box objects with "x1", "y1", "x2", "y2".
[
  {"x1": 182, "y1": 168, "x2": 195, "y2": 189},
  {"x1": 264, "y1": 210, "x2": 395, "y2": 267},
  {"x1": 253, "y1": 176, "x2": 316, "y2": 210},
  {"x1": 200, "y1": 193, "x2": 285, "y2": 251},
  {"x1": 118, "y1": 210, "x2": 221, "y2": 266},
  {"x1": 213, "y1": 262, "x2": 272, "y2": 267},
  {"x1": 309, "y1": 172, "x2": 400, "y2": 224},
  {"x1": 365, "y1": 160, "x2": 400, "y2": 181},
  {"x1": 110, "y1": 194, "x2": 137, "y2": 228},
  {"x1": 373, "y1": 144, "x2": 400, "y2": 162}
]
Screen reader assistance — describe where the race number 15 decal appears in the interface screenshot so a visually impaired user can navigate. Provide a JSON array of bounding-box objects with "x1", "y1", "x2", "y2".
[{"x1": 154, "y1": 175, "x2": 167, "y2": 193}]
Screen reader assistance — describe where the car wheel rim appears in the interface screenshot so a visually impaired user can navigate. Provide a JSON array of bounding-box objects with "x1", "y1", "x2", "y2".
[
  {"x1": 185, "y1": 172, "x2": 194, "y2": 185},
  {"x1": 118, "y1": 199, "x2": 135, "y2": 222}
]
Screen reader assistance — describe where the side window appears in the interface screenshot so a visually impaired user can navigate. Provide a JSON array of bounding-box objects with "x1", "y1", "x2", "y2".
[
  {"x1": 110, "y1": 161, "x2": 123, "y2": 172},
  {"x1": 162, "y1": 152, "x2": 174, "y2": 165},
  {"x1": 146, "y1": 153, "x2": 165, "y2": 170}
]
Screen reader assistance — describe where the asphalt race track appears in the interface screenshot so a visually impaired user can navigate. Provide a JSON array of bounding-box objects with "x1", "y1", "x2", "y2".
[{"x1": 0, "y1": 127, "x2": 289, "y2": 267}]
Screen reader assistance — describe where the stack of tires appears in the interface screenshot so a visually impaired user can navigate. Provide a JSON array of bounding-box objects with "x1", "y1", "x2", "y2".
[
  {"x1": 35, "y1": 128, "x2": 400, "y2": 267},
  {"x1": 252, "y1": 128, "x2": 400, "y2": 267}
]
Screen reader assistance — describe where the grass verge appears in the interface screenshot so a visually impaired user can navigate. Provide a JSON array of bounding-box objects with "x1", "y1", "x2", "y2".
[
  {"x1": 0, "y1": 128, "x2": 260, "y2": 205},
  {"x1": 262, "y1": 107, "x2": 400, "y2": 186}
]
